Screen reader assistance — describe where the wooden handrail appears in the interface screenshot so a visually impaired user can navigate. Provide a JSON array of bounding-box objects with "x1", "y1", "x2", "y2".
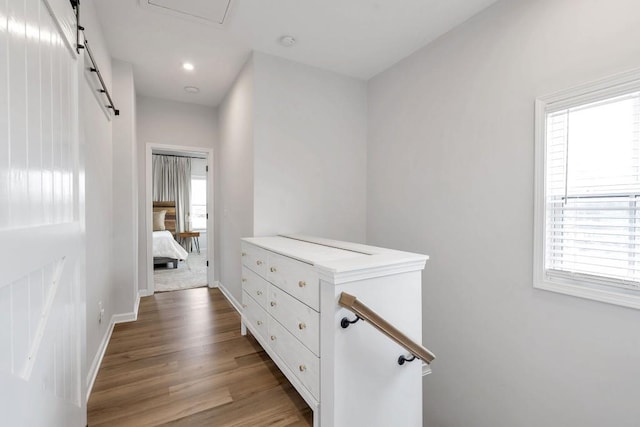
[{"x1": 338, "y1": 292, "x2": 436, "y2": 364}]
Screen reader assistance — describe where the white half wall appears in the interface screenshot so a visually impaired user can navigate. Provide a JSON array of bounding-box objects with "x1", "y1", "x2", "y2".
[
  {"x1": 136, "y1": 96, "x2": 218, "y2": 291},
  {"x1": 253, "y1": 52, "x2": 368, "y2": 242},
  {"x1": 366, "y1": 0, "x2": 640, "y2": 425}
]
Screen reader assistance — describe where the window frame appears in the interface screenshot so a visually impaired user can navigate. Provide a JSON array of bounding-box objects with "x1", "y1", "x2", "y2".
[{"x1": 533, "y1": 69, "x2": 640, "y2": 310}]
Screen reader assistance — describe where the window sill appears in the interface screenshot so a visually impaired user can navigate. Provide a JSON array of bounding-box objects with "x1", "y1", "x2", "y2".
[{"x1": 534, "y1": 278, "x2": 640, "y2": 310}]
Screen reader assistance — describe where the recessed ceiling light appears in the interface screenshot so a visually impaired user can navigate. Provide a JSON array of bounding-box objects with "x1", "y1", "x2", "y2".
[
  {"x1": 278, "y1": 35, "x2": 297, "y2": 47},
  {"x1": 182, "y1": 62, "x2": 195, "y2": 71},
  {"x1": 184, "y1": 86, "x2": 200, "y2": 94}
]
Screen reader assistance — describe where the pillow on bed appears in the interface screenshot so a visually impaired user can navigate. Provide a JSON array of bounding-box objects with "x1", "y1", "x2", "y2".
[{"x1": 153, "y1": 210, "x2": 167, "y2": 231}]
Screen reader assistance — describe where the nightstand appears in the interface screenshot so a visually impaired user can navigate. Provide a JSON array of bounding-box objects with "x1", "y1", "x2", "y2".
[{"x1": 178, "y1": 231, "x2": 200, "y2": 253}]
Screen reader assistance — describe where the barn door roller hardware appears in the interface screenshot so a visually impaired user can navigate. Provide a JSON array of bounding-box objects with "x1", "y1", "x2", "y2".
[
  {"x1": 70, "y1": 0, "x2": 120, "y2": 116},
  {"x1": 69, "y1": 0, "x2": 83, "y2": 54},
  {"x1": 82, "y1": 38, "x2": 120, "y2": 116}
]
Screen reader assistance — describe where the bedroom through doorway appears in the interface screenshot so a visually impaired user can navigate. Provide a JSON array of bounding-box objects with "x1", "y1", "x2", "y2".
[{"x1": 149, "y1": 146, "x2": 213, "y2": 293}]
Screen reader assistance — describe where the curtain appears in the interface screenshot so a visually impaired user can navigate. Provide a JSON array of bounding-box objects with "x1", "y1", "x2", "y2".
[{"x1": 152, "y1": 154, "x2": 192, "y2": 235}]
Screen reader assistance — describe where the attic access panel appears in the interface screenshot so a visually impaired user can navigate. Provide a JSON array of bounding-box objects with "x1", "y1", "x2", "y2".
[{"x1": 141, "y1": 0, "x2": 232, "y2": 25}]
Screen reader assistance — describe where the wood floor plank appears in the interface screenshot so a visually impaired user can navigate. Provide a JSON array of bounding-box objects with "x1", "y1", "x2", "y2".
[{"x1": 87, "y1": 287, "x2": 312, "y2": 426}]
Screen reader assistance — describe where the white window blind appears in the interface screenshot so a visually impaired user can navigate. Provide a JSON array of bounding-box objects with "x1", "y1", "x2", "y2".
[{"x1": 544, "y1": 90, "x2": 640, "y2": 291}]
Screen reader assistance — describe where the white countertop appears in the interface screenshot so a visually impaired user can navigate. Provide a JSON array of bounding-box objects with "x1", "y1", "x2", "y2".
[{"x1": 242, "y1": 235, "x2": 428, "y2": 283}]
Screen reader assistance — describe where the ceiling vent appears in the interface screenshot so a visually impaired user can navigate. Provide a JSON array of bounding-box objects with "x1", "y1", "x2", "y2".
[{"x1": 139, "y1": 0, "x2": 233, "y2": 26}]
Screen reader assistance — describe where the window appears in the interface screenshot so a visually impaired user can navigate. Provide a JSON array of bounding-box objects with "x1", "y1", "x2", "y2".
[
  {"x1": 534, "y1": 70, "x2": 640, "y2": 309},
  {"x1": 190, "y1": 178, "x2": 207, "y2": 230}
]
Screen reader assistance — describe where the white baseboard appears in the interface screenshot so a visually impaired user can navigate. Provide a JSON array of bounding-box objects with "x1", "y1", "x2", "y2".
[
  {"x1": 138, "y1": 288, "x2": 153, "y2": 297},
  {"x1": 86, "y1": 294, "x2": 142, "y2": 402},
  {"x1": 86, "y1": 318, "x2": 115, "y2": 403},
  {"x1": 216, "y1": 281, "x2": 242, "y2": 314},
  {"x1": 112, "y1": 311, "x2": 136, "y2": 324},
  {"x1": 133, "y1": 292, "x2": 141, "y2": 319}
]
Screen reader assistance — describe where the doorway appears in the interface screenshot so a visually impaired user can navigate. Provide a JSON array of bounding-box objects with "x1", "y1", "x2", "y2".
[{"x1": 145, "y1": 143, "x2": 214, "y2": 294}]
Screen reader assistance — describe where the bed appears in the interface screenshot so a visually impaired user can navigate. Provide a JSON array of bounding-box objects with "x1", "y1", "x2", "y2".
[{"x1": 153, "y1": 201, "x2": 188, "y2": 269}]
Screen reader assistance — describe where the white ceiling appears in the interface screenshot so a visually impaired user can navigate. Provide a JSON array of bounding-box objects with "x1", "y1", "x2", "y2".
[{"x1": 95, "y1": 0, "x2": 498, "y2": 107}]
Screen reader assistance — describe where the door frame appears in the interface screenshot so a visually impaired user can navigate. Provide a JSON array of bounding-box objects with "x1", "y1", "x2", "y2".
[{"x1": 145, "y1": 142, "x2": 215, "y2": 294}]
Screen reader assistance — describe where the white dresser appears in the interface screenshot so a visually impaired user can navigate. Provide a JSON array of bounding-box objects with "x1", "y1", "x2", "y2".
[{"x1": 240, "y1": 235, "x2": 429, "y2": 427}]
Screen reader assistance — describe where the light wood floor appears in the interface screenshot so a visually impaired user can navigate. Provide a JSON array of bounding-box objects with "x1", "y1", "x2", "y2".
[{"x1": 88, "y1": 287, "x2": 313, "y2": 426}]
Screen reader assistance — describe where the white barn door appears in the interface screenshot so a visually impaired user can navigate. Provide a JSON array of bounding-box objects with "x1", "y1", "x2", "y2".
[{"x1": 0, "y1": 0, "x2": 85, "y2": 425}]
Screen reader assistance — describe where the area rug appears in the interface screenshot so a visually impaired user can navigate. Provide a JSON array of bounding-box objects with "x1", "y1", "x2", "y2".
[{"x1": 154, "y1": 249, "x2": 208, "y2": 292}]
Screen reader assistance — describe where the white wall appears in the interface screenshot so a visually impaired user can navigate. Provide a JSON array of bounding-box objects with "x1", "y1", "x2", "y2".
[
  {"x1": 366, "y1": 0, "x2": 640, "y2": 425},
  {"x1": 111, "y1": 59, "x2": 138, "y2": 312},
  {"x1": 136, "y1": 96, "x2": 218, "y2": 291},
  {"x1": 216, "y1": 56, "x2": 255, "y2": 306},
  {"x1": 253, "y1": 53, "x2": 367, "y2": 242},
  {"x1": 216, "y1": 53, "x2": 368, "y2": 306},
  {"x1": 81, "y1": 0, "x2": 115, "y2": 393}
]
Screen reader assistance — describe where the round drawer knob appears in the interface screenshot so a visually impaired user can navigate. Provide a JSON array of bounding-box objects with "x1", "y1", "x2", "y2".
[
  {"x1": 256, "y1": 260, "x2": 263, "y2": 266},
  {"x1": 298, "y1": 322, "x2": 306, "y2": 330},
  {"x1": 241, "y1": 252, "x2": 247, "y2": 257},
  {"x1": 298, "y1": 281, "x2": 306, "y2": 288},
  {"x1": 270, "y1": 301, "x2": 277, "y2": 307},
  {"x1": 270, "y1": 335, "x2": 276, "y2": 341},
  {"x1": 270, "y1": 267, "x2": 277, "y2": 272},
  {"x1": 257, "y1": 290, "x2": 262, "y2": 296},
  {"x1": 299, "y1": 365, "x2": 306, "y2": 372},
  {"x1": 257, "y1": 320, "x2": 263, "y2": 326},
  {"x1": 241, "y1": 278, "x2": 247, "y2": 282}
]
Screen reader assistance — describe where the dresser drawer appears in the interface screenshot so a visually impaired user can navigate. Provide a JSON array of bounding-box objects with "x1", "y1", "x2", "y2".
[
  {"x1": 242, "y1": 291, "x2": 269, "y2": 343},
  {"x1": 242, "y1": 266, "x2": 269, "y2": 310},
  {"x1": 268, "y1": 318, "x2": 320, "y2": 400},
  {"x1": 268, "y1": 285, "x2": 320, "y2": 356},
  {"x1": 241, "y1": 242, "x2": 268, "y2": 277},
  {"x1": 267, "y1": 252, "x2": 319, "y2": 310}
]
